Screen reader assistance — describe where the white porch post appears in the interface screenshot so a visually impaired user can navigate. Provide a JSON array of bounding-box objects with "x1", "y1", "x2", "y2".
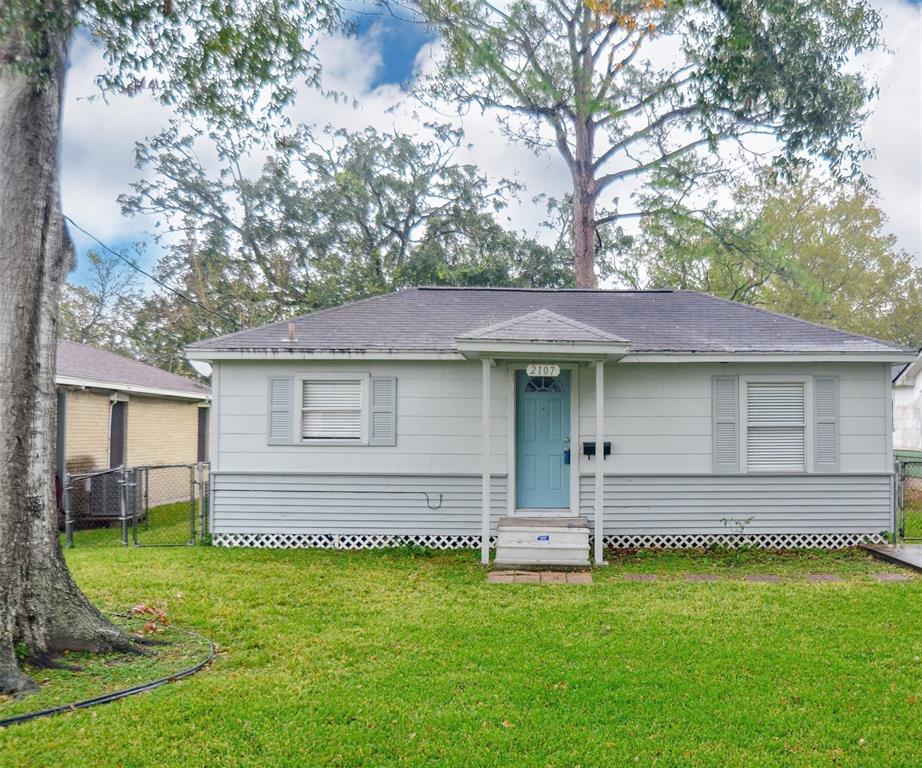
[
  {"x1": 481, "y1": 357, "x2": 493, "y2": 565},
  {"x1": 594, "y1": 361, "x2": 605, "y2": 565}
]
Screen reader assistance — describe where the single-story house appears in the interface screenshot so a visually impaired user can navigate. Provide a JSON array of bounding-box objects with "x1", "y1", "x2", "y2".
[
  {"x1": 893, "y1": 353, "x2": 922, "y2": 453},
  {"x1": 56, "y1": 340, "x2": 211, "y2": 477},
  {"x1": 186, "y1": 288, "x2": 915, "y2": 567}
]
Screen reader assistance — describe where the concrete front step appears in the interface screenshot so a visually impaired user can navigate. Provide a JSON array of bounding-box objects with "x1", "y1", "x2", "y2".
[{"x1": 494, "y1": 515, "x2": 590, "y2": 569}]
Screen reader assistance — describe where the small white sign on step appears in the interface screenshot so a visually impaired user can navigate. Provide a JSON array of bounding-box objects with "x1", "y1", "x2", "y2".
[{"x1": 526, "y1": 363, "x2": 560, "y2": 377}]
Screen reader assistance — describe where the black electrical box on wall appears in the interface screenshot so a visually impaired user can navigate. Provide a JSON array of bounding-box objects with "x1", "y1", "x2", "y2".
[{"x1": 582, "y1": 441, "x2": 611, "y2": 458}]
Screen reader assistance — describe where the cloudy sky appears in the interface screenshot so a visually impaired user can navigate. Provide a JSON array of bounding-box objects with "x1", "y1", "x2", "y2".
[{"x1": 61, "y1": 0, "x2": 922, "y2": 286}]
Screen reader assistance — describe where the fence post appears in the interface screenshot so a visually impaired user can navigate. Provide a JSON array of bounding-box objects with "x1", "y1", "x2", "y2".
[
  {"x1": 119, "y1": 467, "x2": 129, "y2": 546},
  {"x1": 64, "y1": 471, "x2": 73, "y2": 549},
  {"x1": 189, "y1": 464, "x2": 196, "y2": 546},
  {"x1": 197, "y1": 463, "x2": 206, "y2": 543},
  {"x1": 132, "y1": 468, "x2": 139, "y2": 546}
]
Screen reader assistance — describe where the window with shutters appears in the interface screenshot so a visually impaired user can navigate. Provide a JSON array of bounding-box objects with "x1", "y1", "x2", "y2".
[
  {"x1": 744, "y1": 381, "x2": 807, "y2": 472},
  {"x1": 301, "y1": 380, "x2": 364, "y2": 441}
]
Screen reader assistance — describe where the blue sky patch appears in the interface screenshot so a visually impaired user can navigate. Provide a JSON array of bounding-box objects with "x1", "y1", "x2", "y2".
[{"x1": 353, "y1": 8, "x2": 434, "y2": 88}]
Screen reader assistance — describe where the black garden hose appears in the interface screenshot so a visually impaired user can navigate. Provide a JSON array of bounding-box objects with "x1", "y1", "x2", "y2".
[{"x1": 0, "y1": 623, "x2": 215, "y2": 728}]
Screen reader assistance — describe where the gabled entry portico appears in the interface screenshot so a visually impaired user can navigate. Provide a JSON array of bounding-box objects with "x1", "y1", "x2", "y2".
[{"x1": 456, "y1": 310, "x2": 631, "y2": 566}]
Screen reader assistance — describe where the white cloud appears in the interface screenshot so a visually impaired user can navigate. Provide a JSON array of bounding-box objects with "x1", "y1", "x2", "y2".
[
  {"x1": 61, "y1": 34, "x2": 170, "y2": 273},
  {"x1": 861, "y1": 0, "x2": 922, "y2": 260}
]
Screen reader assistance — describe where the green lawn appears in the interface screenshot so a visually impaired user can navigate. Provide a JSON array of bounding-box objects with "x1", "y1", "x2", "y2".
[{"x1": 2, "y1": 545, "x2": 921, "y2": 767}]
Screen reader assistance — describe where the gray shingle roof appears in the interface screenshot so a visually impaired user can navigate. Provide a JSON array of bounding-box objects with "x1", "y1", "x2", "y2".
[
  {"x1": 57, "y1": 341, "x2": 210, "y2": 398},
  {"x1": 187, "y1": 288, "x2": 914, "y2": 356},
  {"x1": 459, "y1": 309, "x2": 628, "y2": 343}
]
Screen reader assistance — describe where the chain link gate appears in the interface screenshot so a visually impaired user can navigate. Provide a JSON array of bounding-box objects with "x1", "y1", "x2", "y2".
[
  {"x1": 64, "y1": 463, "x2": 209, "y2": 548},
  {"x1": 896, "y1": 459, "x2": 922, "y2": 541}
]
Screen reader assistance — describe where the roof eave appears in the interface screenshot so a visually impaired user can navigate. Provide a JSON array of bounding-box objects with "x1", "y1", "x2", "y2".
[
  {"x1": 894, "y1": 351, "x2": 922, "y2": 385},
  {"x1": 56, "y1": 375, "x2": 211, "y2": 401},
  {"x1": 623, "y1": 351, "x2": 918, "y2": 364},
  {"x1": 455, "y1": 339, "x2": 632, "y2": 361},
  {"x1": 185, "y1": 347, "x2": 464, "y2": 361}
]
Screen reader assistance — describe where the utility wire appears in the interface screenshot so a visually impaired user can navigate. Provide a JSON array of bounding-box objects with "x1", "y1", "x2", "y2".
[{"x1": 64, "y1": 216, "x2": 239, "y2": 328}]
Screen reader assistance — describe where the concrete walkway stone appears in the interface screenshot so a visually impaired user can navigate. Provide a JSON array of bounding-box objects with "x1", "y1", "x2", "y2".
[
  {"x1": 513, "y1": 572, "x2": 541, "y2": 584},
  {"x1": 487, "y1": 570, "x2": 594, "y2": 584},
  {"x1": 871, "y1": 572, "x2": 911, "y2": 582}
]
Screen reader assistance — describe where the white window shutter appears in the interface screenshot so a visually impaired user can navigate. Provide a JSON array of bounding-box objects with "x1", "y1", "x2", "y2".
[
  {"x1": 268, "y1": 377, "x2": 294, "y2": 444},
  {"x1": 369, "y1": 377, "x2": 397, "y2": 446},
  {"x1": 712, "y1": 376, "x2": 739, "y2": 473},
  {"x1": 814, "y1": 376, "x2": 839, "y2": 472}
]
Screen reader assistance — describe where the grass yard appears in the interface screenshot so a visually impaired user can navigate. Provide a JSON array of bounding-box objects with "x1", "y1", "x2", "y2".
[
  {"x1": 2, "y1": 546, "x2": 921, "y2": 767},
  {"x1": 68, "y1": 500, "x2": 198, "y2": 548}
]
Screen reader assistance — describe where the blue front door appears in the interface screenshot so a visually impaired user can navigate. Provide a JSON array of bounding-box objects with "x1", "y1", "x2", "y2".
[{"x1": 516, "y1": 370, "x2": 570, "y2": 509}]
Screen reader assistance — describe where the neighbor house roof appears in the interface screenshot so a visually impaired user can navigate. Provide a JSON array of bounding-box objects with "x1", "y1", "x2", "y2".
[
  {"x1": 186, "y1": 287, "x2": 916, "y2": 360},
  {"x1": 57, "y1": 340, "x2": 210, "y2": 400},
  {"x1": 893, "y1": 352, "x2": 922, "y2": 385}
]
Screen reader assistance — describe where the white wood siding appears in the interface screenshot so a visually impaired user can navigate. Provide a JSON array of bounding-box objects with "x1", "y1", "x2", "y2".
[
  {"x1": 211, "y1": 359, "x2": 893, "y2": 538},
  {"x1": 579, "y1": 474, "x2": 892, "y2": 535},
  {"x1": 216, "y1": 360, "x2": 509, "y2": 475},
  {"x1": 212, "y1": 473, "x2": 506, "y2": 535},
  {"x1": 577, "y1": 362, "x2": 890, "y2": 475}
]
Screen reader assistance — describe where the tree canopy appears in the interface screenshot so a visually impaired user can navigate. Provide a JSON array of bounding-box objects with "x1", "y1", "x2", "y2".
[
  {"x1": 401, "y1": 0, "x2": 883, "y2": 286},
  {"x1": 638, "y1": 172, "x2": 922, "y2": 347}
]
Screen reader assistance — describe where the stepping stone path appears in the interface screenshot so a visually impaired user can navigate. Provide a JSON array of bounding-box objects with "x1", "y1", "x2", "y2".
[
  {"x1": 488, "y1": 570, "x2": 913, "y2": 584},
  {"x1": 486, "y1": 571, "x2": 593, "y2": 584},
  {"x1": 871, "y1": 572, "x2": 911, "y2": 582},
  {"x1": 806, "y1": 574, "x2": 843, "y2": 583}
]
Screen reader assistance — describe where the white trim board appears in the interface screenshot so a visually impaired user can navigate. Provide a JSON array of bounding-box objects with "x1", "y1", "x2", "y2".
[
  {"x1": 56, "y1": 375, "x2": 210, "y2": 401},
  {"x1": 188, "y1": 349, "x2": 915, "y2": 364}
]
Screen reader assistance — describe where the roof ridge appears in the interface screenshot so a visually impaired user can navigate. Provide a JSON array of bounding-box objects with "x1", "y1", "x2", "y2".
[
  {"x1": 677, "y1": 290, "x2": 915, "y2": 352},
  {"x1": 417, "y1": 286, "x2": 674, "y2": 293}
]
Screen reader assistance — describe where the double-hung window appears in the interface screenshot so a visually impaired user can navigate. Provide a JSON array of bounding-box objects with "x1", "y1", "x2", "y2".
[
  {"x1": 713, "y1": 375, "x2": 838, "y2": 474},
  {"x1": 301, "y1": 380, "x2": 364, "y2": 441},
  {"x1": 744, "y1": 380, "x2": 807, "y2": 472}
]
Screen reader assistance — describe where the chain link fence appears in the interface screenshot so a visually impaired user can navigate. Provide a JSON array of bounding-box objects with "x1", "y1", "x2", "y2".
[
  {"x1": 896, "y1": 459, "x2": 922, "y2": 541},
  {"x1": 63, "y1": 463, "x2": 209, "y2": 548}
]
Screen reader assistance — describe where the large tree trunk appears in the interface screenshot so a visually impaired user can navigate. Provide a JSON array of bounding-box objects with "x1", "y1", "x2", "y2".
[
  {"x1": 572, "y1": 118, "x2": 598, "y2": 289},
  {"x1": 0, "y1": 12, "x2": 135, "y2": 695}
]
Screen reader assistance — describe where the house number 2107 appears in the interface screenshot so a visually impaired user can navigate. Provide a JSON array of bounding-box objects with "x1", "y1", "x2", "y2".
[{"x1": 526, "y1": 363, "x2": 560, "y2": 377}]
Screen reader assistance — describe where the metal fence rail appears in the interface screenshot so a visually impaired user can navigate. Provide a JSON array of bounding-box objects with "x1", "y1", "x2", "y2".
[{"x1": 63, "y1": 463, "x2": 209, "y2": 548}]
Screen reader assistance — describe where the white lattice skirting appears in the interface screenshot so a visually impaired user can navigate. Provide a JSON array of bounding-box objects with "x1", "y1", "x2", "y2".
[
  {"x1": 599, "y1": 532, "x2": 886, "y2": 550},
  {"x1": 213, "y1": 531, "x2": 883, "y2": 550},
  {"x1": 212, "y1": 533, "x2": 496, "y2": 550}
]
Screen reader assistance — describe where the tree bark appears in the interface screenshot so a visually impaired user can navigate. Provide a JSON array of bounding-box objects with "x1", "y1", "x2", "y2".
[
  {"x1": 571, "y1": 117, "x2": 598, "y2": 289},
  {"x1": 0, "y1": 12, "x2": 135, "y2": 695}
]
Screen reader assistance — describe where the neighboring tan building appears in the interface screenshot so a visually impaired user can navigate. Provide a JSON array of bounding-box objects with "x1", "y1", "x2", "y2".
[{"x1": 56, "y1": 340, "x2": 211, "y2": 476}]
